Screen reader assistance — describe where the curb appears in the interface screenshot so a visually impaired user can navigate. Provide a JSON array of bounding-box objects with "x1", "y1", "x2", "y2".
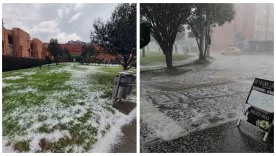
[{"x1": 140, "y1": 57, "x2": 198, "y2": 72}]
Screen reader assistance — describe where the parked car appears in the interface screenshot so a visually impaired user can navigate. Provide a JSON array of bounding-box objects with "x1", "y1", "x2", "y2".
[{"x1": 221, "y1": 47, "x2": 242, "y2": 55}]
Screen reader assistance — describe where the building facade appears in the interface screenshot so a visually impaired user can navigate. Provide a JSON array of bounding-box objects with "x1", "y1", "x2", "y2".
[
  {"x1": 31, "y1": 38, "x2": 43, "y2": 58},
  {"x1": 211, "y1": 3, "x2": 274, "y2": 53},
  {"x1": 60, "y1": 44, "x2": 82, "y2": 56},
  {"x1": 2, "y1": 26, "x2": 31, "y2": 57},
  {"x1": 3, "y1": 22, "x2": 117, "y2": 61},
  {"x1": 2, "y1": 22, "x2": 45, "y2": 58}
]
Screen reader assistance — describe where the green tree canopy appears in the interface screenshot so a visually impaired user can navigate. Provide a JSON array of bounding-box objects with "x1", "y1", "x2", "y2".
[
  {"x1": 140, "y1": 4, "x2": 195, "y2": 70},
  {"x1": 187, "y1": 4, "x2": 235, "y2": 60},
  {"x1": 91, "y1": 3, "x2": 136, "y2": 70}
]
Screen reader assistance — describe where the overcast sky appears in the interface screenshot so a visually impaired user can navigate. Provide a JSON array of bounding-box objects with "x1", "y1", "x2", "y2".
[{"x1": 2, "y1": 3, "x2": 118, "y2": 43}]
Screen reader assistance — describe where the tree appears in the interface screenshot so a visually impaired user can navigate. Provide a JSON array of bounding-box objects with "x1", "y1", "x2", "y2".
[
  {"x1": 63, "y1": 47, "x2": 71, "y2": 62},
  {"x1": 140, "y1": 4, "x2": 195, "y2": 70},
  {"x1": 81, "y1": 44, "x2": 99, "y2": 64},
  {"x1": 91, "y1": 3, "x2": 136, "y2": 70},
  {"x1": 81, "y1": 44, "x2": 88, "y2": 63},
  {"x1": 187, "y1": 4, "x2": 235, "y2": 60},
  {"x1": 47, "y1": 38, "x2": 61, "y2": 65}
]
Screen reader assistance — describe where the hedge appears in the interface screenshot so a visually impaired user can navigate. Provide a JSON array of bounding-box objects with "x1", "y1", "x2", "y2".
[{"x1": 2, "y1": 55, "x2": 47, "y2": 72}]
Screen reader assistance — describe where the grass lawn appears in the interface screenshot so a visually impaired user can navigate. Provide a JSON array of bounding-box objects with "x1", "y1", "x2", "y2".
[
  {"x1": 2, "y1": 63, "x2": 136, "y2": 153},
  {"x1": 140, "y1": 52, "x2": 192, "y2": 66}
]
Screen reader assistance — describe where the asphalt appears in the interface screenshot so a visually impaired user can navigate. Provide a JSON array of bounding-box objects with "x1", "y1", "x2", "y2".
[
  {"x1": 142, "y1": 120, "x2": 274, "y2": 153},
  {"x1": 112, "y1": 119, "x2": 136, "y2": 153},
  {"x1": 111, "y1": 100, "x2": 137, "y2": 153}
]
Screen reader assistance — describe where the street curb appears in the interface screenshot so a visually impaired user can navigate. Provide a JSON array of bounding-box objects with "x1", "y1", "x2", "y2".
[
  {"x1": 140, "y1": 58, "x2": 197, "y2": 72},
  {"x1": 140, "y1": 56, "x2": 214, "y2": 73}
]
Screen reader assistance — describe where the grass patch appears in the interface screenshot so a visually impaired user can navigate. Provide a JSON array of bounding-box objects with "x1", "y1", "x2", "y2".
[
  {"x1": 2, "y1": 63, "x2": 129, "y2": 152},
  {"x1": 57, "y1": 91, "x2": 86, "y2": 107},
  {"x1": 37, "y1": 124, "x2": 54, "y2": 133},
  {"x1": 102, "y1": 103, "x2": 115, "y2": 114},
  {"x1": 76, "y1": 110, "x2": 92, "y2": 123},
  {"x1": 2, "y1": 65, "x2": 71, "y2": 113},
  {"x1": 36, "y1": 121, "x2": 98, "y2": 152},
  {"x1": 2, "y1": 116, "x2": 26, "y2": 137},
  {"x1": 13, "y1": 140, "x2": 30, "y2": 152},
  {"x1": 141, "y1": 52, "x2": 192, "y2": 66},
  {"x1": 71, "y1": 66, "x2": 86, "y2": 71},
  {"x1": 38, "y1": 115, "x2": 48, "y2": 122}
]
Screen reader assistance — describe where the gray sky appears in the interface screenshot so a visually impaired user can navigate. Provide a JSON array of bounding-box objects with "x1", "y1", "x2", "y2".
[{"x1": 2, "y1": 3, "x2": 118, "y2": 43}]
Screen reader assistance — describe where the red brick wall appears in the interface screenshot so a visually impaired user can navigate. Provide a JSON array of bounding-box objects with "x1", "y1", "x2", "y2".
[
  {"x1": 12, "y1": 28, "x2": 31, "y2": 57},
  {"x1": 42, "y1": 43, "x2": 49, "y2": 58},
  {"x1": 32, "y1": 38, "x2": 42, "y2": 58},
  {"x1": 60, "y1": 44, "x2": 82, "y2": 56},
  {"x1": 2, "y1": 25, "x2": 9, "y2": 55}
]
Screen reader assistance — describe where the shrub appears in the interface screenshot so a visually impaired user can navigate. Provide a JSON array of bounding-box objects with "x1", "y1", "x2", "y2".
[{"x1": 2, "y1": 55, "x2": 46, "y2": 72}]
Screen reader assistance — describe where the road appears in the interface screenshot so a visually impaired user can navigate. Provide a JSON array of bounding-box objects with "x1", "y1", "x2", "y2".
[{"x1": 140, "y1": 53, "x2": 274, "y2": 153}]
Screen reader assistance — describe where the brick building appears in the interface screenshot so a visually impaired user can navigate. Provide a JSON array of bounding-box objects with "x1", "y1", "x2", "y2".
[
  {"x1": 3, "y1": 21, "x2": 118, "y2": 62},
  {"x1": 2, "y1": 22, "x2": 45, "y2": 58},
  {"x1": 211, "y1": 3, "x2": 274, "y2": 53},
  {"x1": 2, "y1": 23, "x2": 9, "y2": 55},
  {"x1": 60, "y1": 44, "x2": 82, "y2": 56},
  {"x1": 2, "y1": 26, "x2": 31, "y2": 57}
]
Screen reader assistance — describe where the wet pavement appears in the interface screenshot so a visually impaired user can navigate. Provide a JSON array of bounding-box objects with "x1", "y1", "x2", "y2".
[
  {"x1": 140, "y1": 53, "x2": 274, "y2": 152},
  {"x1": 112, "y1": 101, "x2": 137, "y2": 153},
  {"x1": 112, "y1": 119, "x2": 136, "y2": 153},
  {"x1": 141, "y1": 120, "x2": 274, "y2": 153}
]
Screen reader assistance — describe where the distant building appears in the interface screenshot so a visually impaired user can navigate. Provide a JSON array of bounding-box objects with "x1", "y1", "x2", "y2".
[
  {"x1": 211, "y1": 3, "x2": 274, "y2": 53},
  {"x1": 67, "y1": 40, "x2": 89, "y2": 45},
  {"x1": 60, "y1": 44, "x2": 82, "y2": 56},
  {"x1": 2, "y1": 21, "x2": 115, "y2": 61}
]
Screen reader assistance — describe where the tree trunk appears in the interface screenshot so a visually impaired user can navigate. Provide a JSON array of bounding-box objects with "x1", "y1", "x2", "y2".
[
  {"x1": 142, "y1": 47, "x2": 145, "y2": 57},
  {"x1": 199, "y1": 37, "x2": 204, "y2": 60},
  {"x1": 165, "y1": 53, "x2": 173, "y2": 69},
  {"x1": 199, "y1": 25, "x2": 207, "y2": 60},
  {"x1": 147, "y1": 45, "x2": 149, "y2": 52},
  {"x1": 163, "y1": 45, "x2": 173, "y2": 70}
]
